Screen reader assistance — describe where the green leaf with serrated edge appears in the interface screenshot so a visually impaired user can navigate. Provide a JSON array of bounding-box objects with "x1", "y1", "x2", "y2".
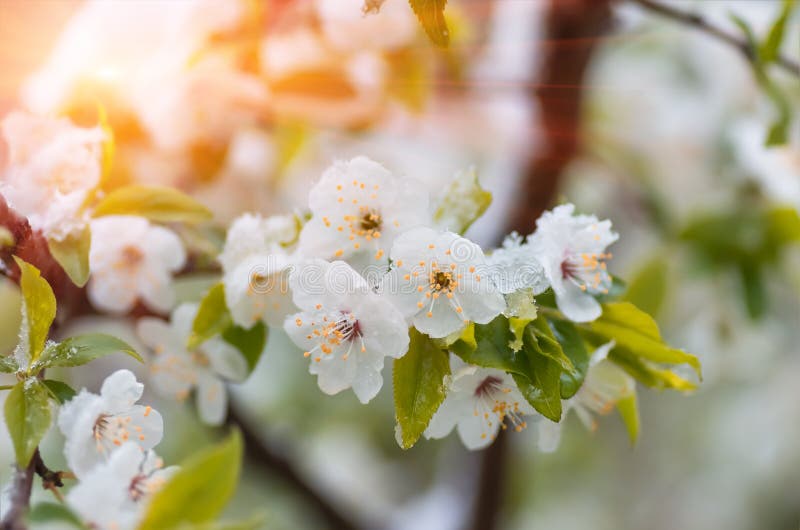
[
  {"x1": 47, "y1": 224, "x2": 92, "y2": 287},
  {"x1": 585, "y1": 302, "x2": 701, "y2": 378},
  {"x1": 38, "y1": 334, "x2": 142, "y2": 370},
  {"x1": 623, "y1": 256, "x2": 668, "y2": 318},
  {"x1": 450, "y1": 317, "x2": 530, "y2": 378},
  {"x1": 433, "y1": 167, "x2": 491, "y2": 234},
  {"x1": 189, "y1": 283, "x2": 232, "y2": 350},
  {"x1": 616, "y1": 391, "x2": 640, "y2": 445},
  {"x1": 0, "y1": 355, "x2": 18, "y2": 373},
  {"x1": 409, "y1": 0, "x2": 450, "y2": 47},
  {"x1": 528, "y1": 317, "x2": 574, "y2": 374},
  {"x1": 93, "y1": 185, "x2": 212, "y2": 224},
  {"x1": 394, "y1": 329, "x2": 450, "y2": 449},
  {"x1": 13, "y1": 257, "x2": 57, "y2": 368},
  {"x1": 221, "y1": 322, "x2": 267, "y2": 374},
  {"x1": 5, "y1": 380, "x2": 52, "y2": 466},
  {"x1": 608, "y1": 348, "x2": 696, "y2": 391},
  {"x1": 42, "y1": 380, "x2": 77, "y2": 404},
  {"x1": 515, "y1": 321, "x2": 563, "y2": 421},
  {"x1": 760, "y1": 0, "x2": 797, "y2": 64},
  {"x1": 138, "y1": 431, "x2": 243, "y2": 530},
  {"x1": 550, "y1": 319, "x2": 589, "y2": 400},
  {"x1": 27, "y1": 502, "x2": 88, "y2": 529}
]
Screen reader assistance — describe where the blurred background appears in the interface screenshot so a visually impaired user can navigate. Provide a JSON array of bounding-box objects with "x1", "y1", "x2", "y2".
[{"x1": 0, "y1": 1, "x2": 799, "y2": 529}]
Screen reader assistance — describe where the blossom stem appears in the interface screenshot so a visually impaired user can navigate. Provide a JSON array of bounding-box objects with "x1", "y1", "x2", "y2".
[
  {"x1": 0, "y1": 453, "x2": 38, "y2": 530},
  {"x1": 629, "y1": 0, "x2": 800, "y2": 78}
]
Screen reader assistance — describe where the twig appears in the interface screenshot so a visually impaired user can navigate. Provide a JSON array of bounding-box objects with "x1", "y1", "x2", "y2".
[
  {"x1": 0, "y1": 457, "x2": 36, "y2": 530},
  {"x1": 226, "y1": 401, "x2": 360, "y2": 530},
  {"x1": 470, "y1": 1, "x2": 614, "y2": 529},
  {"x1": 629, "y1": 0, "x2": 800, "y2": 77}
]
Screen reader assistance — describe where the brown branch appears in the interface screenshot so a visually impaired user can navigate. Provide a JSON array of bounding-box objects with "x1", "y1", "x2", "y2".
[
  {"x1": 0, "y1": 455, "x2": 37, "y2": 530},
  {"x1": 470, "y1": 2, "x2": 614, "y2": 529},
  {"x1": 226, "y1": 401, "x2": 360, "y2": 530},
  {"x1": 629, "y1": 0, "x2": 800, "y2": 77}
]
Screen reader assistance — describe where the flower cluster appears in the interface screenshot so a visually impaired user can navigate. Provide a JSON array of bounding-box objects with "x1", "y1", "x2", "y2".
[
  {"x1": 206, "y1": 155, "x2": 627, "y2": 449},
  {"x1": 58, "y1": 370, "x2": 177, "y2": 530}
]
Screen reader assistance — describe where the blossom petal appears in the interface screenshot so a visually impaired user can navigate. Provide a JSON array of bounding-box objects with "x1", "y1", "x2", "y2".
[{"x1": 195, "y1": 371, "x2": 227, "y2": 426}]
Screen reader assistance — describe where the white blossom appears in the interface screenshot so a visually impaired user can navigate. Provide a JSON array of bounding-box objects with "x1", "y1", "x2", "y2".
[
  {"x1": 297, "y1": 157, "x2": 430, "y2": 269},
  {"x1": 380, "y1": 227, "x2": 506, "y2": 339},
  {"x1": 58, "y1": 369, "x2": 163, "y2": 479},
  {"x1": 528, "y1": 204, "x2": 618, "y2": 323},
  {"x1": 424, "y1": 355, "x2": 536, "y2": 450},
  {"x1": 88, "y1": 215, "x2": 186, "y2": 315},
  {"x1": 136, "y1": 303, "x2": 248, "y2": 425},
  {"x1": 486, "y1": 232, "x2": 549, "y2": 295},
  {"x1": 538, "y1": 342, "x2": 635, "y2": 452},
  {"x1": 284, "y1": 259, "x2": 409, "y2": 403},
  {"x1": 220, "y1": 213, "x2": 299, "y2": 327},
  {"x1": 66, "y1": 443, "x2": 176, "y2": 530},
  {"x1": 0, "y1": 111, "x2": 104, "y2": 240}
]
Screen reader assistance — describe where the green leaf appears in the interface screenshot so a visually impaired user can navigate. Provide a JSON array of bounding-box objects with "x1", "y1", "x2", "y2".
[
  {"x1": 765, "y1": 206, "x2": 800, "y2": 247},
  {"x1": 394, "y1": 328, "x2": 451, "y2": 449},
  {"x1": 5, "y1": 380, "x2": 52, "y2": 466},
  {"x1": 616, "y1": 391, "x2": 640, "y2": 445},
  {"x1": 760, "y1": 0, "x2": 797, "y2": 64},
  {"x1": 450, "y1": 317, "x2": 530, "y2": 378},
  {"x1": 38, "y1": 333, "x2": 143, "y2": 369},
  {"x1": 27, "y1": 502, "x2": 88, "y2": 529},
  {"x1": 508, "y1": 316, "x2": 533, "y2": 352},
  {"x1": 515, "y1": 320, "x2": 563, "y2": 421},
  {"x1": 93, "y1": 185, "x2": 212, "y2": 224},
  {"x1": 550, "y1": 319, "x2": 589, "y2": 400},
  {"x1": 608, "y1": 349, "x2": 696, "y2": 391},
  {"x1": 0, "y1": 355, "x2": 18, "y2": 373},
  {"x1": 623, "y1": 256, "x2": 668, "y2": 318},
  {"x1": 221, "y1": 322, "x2": 267, "y2": 374},
  {"x1": 138, "y1": 431, "x2": 243, "y2": 530},
  {"x1": 42, "y1": 380, "x2": 77, "y2": 404},
  {"x1": 433, "y1": 167, "x2": 491, "y2": 234},
  {"x1": 527, "y1": 317, "x2": 574, "y2": 374},
  {"x1": 47, "y1": 225, "x2": 92, "y2": 287},
  {"x1": 739, "y1": 262, "x2": 766, "y2": 320},
  {"x1": 409, "y1": 0, "x2": 450, "y2": 47},
  {"x1": 586, "y1": 302, "x2": 702, "y2": 378},
  {"x1": 13, "y1": 257, "x2": 57, "y2": 367},
  {"x1": 189, "y1": 283, "x2": 232, "y2": 350}
]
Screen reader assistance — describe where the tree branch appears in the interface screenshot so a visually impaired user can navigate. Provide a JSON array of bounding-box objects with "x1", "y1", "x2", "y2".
[
  {"x1": 629, "y1": 0, "x2": 800, "y2": 77},
  {"x1": 470, "y1": 2, "x2": 613, "y2": 529},
  {"x1": 226, "y1": 401, "x2": 360, "y2": 530},
  {"x1": 0, "y1": 456, "x2": 36, "y2": 530}
]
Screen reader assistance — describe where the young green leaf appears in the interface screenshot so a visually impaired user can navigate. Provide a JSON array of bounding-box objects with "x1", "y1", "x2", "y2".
[
  {"x1": 516, "y1": 322, "x2": 563, "y2": 422},
  {"x1": 93, "y1": 185, "x2": 213, "y2": 224},
  {"x1": 760, "y1": 0, "x2": 797, "y2": 64},
  {"x1": 616, "y1": 391, "x2": 640, "y2": 445},
  {"x1": 47, "y1": 224, "x2": 92, "y2": 287},
  {"x1": 0, "y1": 355, "x2": 18, "y2": 373},
  {"x1": 527, "y1": 317, "x2": 574, "y2": 374},
  {"x1": 189, "y1": 283, "x2": 232, "y2": 350},
  {"x1": 221, "y1": 322, "x2": 267, "y2": 374},
  {"x1": 409, "y1": 0, "x2": 450, "y2": 47},
  {"x1": 550, "y1": 319, "x2": 589, "y2": 400},
  {"x1": 450, "y1": 316, "x2": 530, "y2": 377},
  {"x1": 433, "y1": 167, "x2": 491, "y2": 233},
  {"x1": 42, "y1": 379, "x2": 77, "y2": 404},
  {"x1": 37, "y1": 333, "x2": 143, "y2": 369},
  {"x1": 27, "y1": 502, "x2": 88, "y2": 530},
  {"x1": 13, "y1": 257, "x2": 57, "y2": 367},
  {"x1": 138, "y1": 430, "x2": 243, "y2": 530},
  {"x1": 608, "y1": 348, "x2": 696, "y2": 391},
  {"x1": 5, "y1": 380, "x2": 53, "y2": 466},
  {"x1": 394, "y1": 329, "x2": 451, "y2": 449},
  {"x1": 586, "y1": 302, "x2": 701, "y2": 378}
]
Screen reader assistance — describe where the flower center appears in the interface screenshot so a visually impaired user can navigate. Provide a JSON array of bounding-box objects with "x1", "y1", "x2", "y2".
[
  {"x1": 121, "y1": 245, "x2": 145, "y2": 266},
  {"x1": 129, "y1": 475, "x2": 149, "y2": 502},
  {"x1": 298, "y1": 310, "x2": 365, "y2": 363},
  {"x1": 432, "y1": 271, "x2": 452, "y2": 290},
  {"x1": 191, "y1": 350, "x2": 210, "y2": 367},
  {"x1": 474, "y1": 376, "x2": 502, "y2": 397},
  {"x1": 359, "y1": 208, "x2": 382, "y2": 232},
  {"x1": 561, "y1": 251, "x2": 612, "y2": 294},
  {"x1": 472, "y1": 376, "x2": 528, "y2": 440}
]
